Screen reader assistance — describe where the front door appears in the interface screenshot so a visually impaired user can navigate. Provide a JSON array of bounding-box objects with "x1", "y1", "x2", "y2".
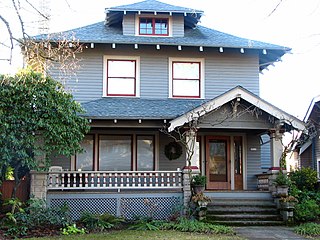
[{"x1": 206, "y1": 136, "x2": 231, "y2": 190}]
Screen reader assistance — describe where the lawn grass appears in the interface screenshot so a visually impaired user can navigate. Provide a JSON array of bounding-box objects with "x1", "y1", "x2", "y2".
[{"x1": 27, "y1": 230, "x2": 245, "y2": 240}]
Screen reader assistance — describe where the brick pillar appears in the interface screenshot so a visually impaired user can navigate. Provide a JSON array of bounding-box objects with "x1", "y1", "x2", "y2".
[
  {"x1": 182, "y1": 168, "x2": 200, "y2": 209},
  {"x1": 30, "y1": 171, "x2": 47, "y2": 200}
]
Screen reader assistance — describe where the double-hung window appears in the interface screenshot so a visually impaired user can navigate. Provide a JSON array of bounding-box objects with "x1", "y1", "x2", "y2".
[
  {"x1": 169, "y1": 58, "x2": 204, "y2": 98},
  {"x1": 139, "y1": 17, "x2": 169, "y2": 36},
  {"x1": 104, "y1": 56, "x2": 140, "y2": 97}
]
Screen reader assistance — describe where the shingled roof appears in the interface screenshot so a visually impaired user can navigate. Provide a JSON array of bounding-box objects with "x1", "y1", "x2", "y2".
[
  {"x1": 34, "y1": 0, "x2": 290, "y2": 71},
  {"x1": 81, "y1": 98, "x2": 206, "y2": 120},
  {"x1": 105, "y1": 0, "x2": 203, "y2": 28}
]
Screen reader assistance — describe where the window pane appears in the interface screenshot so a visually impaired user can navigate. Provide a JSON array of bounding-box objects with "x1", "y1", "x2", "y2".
[
  {"x1": 76, "y1": 135, "x2": 94, "y2": 170},
  {"x1": 108, "y1": 78, "x2": 135, "y2": 95},
  {"x1": 173, "y1": 79, "x2": 199, "y2": 97},
  {"x1": 173, "y1": 62, "x2": 200, "y2": 79},
  {"x1": 99, "y1": 135, "x2": 131, "y2": 171},
  {"x1": 139, "y1": 18, "x2": 153, "y2": 35},
  {"x1": 137, "y1": 136, "x2": 154, "y2": 171},
  {"x1": 108, "y1": 60, "x2": 135, "y2": 78},
  {"x1": 155, "y1": 19, "x2": 168, "y2": 35}
]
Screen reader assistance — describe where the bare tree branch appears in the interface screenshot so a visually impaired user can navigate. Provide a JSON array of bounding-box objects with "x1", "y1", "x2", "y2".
[
  {"x1": 0, "y1": 14, "x2": 14, "y2": 63},
  {"x1": 268, "y1": 0, "x2": 283, "y2": 17},
  {"x1": 25, "y1": 0, "x2": 49, "y2": 20}
]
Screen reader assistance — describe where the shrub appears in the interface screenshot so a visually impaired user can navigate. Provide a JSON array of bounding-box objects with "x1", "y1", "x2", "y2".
[
  {"x1": 290, "y1": 167, "x2": 318, "y2": 191},
  {"x1": 191, "y1": 175, "x2": 207, "y2": 186},
  {"x1": 294, "y1": 222, "x2": 320, "y2": 236},
  {"x1": 159, "y1": 217, "x2": 234, "y2": 235},
  {"x1": 294, "y1": 199, "x2": 320, "y2": 222},
  {"x1": 80, "y1": 212, "x2": 124, "y2": 232},
  {"x1": 61, "y1": 223, "x2": 86, "y2": 235},
  {"x1": 128, "y1": 217, "x2": 162, "y2": 231}
]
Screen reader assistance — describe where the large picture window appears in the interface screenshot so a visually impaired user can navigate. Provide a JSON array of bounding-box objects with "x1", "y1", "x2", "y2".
[
  {"x1": 139, "y1": 18, "x2": 168, "y2": 36},
  {"x1": 105, "y1": 58, "x2": 139, "y2": 97},
  {"x1": 99, "y1": 135, "x2": 132, "y2": 171},
  {"x1": 169, "y1": 59, "x2": 204, "y2": 98}
]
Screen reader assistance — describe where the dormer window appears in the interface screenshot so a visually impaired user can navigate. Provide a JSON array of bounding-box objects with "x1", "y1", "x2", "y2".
[{"x1": 139, "y1": 17, "x2": 169, "y2": 36}]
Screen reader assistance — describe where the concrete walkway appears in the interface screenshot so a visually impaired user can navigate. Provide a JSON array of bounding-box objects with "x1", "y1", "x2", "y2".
[{"x1": 235, "y1": 226, "x2": 308, "y2": 240}]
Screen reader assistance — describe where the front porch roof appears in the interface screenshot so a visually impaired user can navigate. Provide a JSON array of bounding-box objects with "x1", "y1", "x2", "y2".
[
  {"x1": 81, "y1": 98, "x2": 206, "y2": 120},
  {"x1": 168, "y1": 86, "x2": 306, "y2": 132}
]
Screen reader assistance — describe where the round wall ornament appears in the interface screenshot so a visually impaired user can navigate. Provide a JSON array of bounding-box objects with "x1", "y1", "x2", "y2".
[{"x1": 164, "y1": 141, "x2": 183, "y2": 160}]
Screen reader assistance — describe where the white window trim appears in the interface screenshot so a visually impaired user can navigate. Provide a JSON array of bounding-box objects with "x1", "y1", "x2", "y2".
[
  {"x1": 103, "y1": 55, "x2": 140, "y2": 97},
  {"x1": 168, "y1": 57, "x2": 205, "y2": 99},
  {"x1": 317, "y1": 158, "x2": 320, "y2": 179},
  {"x1": 135, "y1": 14, "x2": 173, "y2": 37}
]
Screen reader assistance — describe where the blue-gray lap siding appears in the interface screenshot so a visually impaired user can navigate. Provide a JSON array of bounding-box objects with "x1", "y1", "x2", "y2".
[
  {"x1": 246, "y1": 134, "x2": 262, "y2": 190},
  {"x1": 51, "y1": 46, "x2": 259, "y2": 103}
]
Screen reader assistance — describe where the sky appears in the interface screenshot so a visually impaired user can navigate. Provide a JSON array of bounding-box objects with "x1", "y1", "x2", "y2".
[{"x1": 1, "y1": 0, "x2": 320, "y2": 120}]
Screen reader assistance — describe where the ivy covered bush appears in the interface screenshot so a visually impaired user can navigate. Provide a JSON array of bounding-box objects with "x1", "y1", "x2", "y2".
[{"x1": 289, "y1": 167, "x2": 320, "y2": 222}]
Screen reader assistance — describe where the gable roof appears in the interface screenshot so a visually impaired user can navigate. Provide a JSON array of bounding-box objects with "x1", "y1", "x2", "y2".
[
  {"x1": 303, "y1": 95, "x2": 320, "y2": 122},
  {"x1": 105, "y1": 0, "x2": 203, "y2": 28},
  {"x1": 168, "y1": 86, "x2": 306, "y2": 132}
]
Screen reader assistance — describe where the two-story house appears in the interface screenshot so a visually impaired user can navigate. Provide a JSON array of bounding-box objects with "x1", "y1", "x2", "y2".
[{"x1": 31, "y1": 0, "x2": 305, "y2": 223}]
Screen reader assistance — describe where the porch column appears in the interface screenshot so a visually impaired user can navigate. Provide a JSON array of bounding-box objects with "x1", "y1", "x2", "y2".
[
  {"x1": 185, "y1": 129, "x2": 199, "y2": 169},
  {"x1": 268, "y1": 129, "x2": 283, "y2": 169}
]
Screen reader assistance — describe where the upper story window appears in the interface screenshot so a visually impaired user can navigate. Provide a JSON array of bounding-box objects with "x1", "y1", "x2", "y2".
[
  {"x1": 104, "y1": 56, "x2": 140, "y2": 97},
  {"x1": 169, "y1": 58, "x2": 205, "y2": 98},
  {"x1": 139, "y1": 17, "x2": 169, "y2": 36}
]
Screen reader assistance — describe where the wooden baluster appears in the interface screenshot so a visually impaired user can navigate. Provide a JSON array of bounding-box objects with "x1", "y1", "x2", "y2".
[
  {"x1": 103, "y1": 173, "x2": 106, "y2": 187},
  {"x1": 114, "y1": 173, "x2": 118, "y2": 188},
  {"x1": 172, "y1": 172, "x2": 176, "y2": 187},
  {"x1": 90, "y1": 173, "x2": 94, "y2": 187},
  {"x1": 79, "y1": 172, "x2": 83, "y2": 188},
  {"x1": 67, "y1": 173, "x2": 71, "y2": 188},
  {"x1": 161, "y1": 173, "x2": 164, "y2": 187},
  {"x1": 167, "y1": 173, "x2": 170, "y2": 187},
  {"x1": 61, "y1": 173, "x2": 65, "y2": 189},
  {"x1": 155, "y1": 172, "x2": 159, "y2": 187},
  {"x1": 97, "y1": 173, "x2": 100, "y2": 188},
  {"x1": 132, "y1": 172, "x2": 136, "y2": 187},
  {"x1": 126, "y1": 172, "x2": 130, "y2": 187},
  {"x1": 178, "y1": 172, "x2": 182, "y2": 187},
  {"x1": 85, "y1": 173, "x2": 88, "y2": 188},
  {"x1": 138, "y1": 172, "x2": 141, "y2": 187},
  {"x1": 120, "y1": 172, "x2": 124, "y2": 188}
]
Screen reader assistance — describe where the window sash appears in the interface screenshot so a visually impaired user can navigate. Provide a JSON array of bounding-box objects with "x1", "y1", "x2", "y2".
[
  {"x1": 139, "y1": 18, "x2": 168, "y2": 36},
  {"x1": 75, "y1": 135, "x2": 94, "y2": 171},
  {"x1": 172, "y1": 61, "x2": 201, "y2": 98},
  {"x1": 99, "y1": 135, "x2": 132, "y2": 171},
  {"x1": 107, "y1": 60, "x2": 136, "y2": 96},
  {"x1": 137, "y1": 136, "x2": 155, "y2": 171}
]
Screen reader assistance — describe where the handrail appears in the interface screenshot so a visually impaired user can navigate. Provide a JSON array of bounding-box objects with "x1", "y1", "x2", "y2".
[{"x1": 47, "y1": 170, "x2": 183, "y2": 190}]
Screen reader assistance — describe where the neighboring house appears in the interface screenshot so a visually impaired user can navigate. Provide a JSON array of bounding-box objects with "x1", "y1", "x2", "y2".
[
  {"x1": 298, "y1": 96, "x2": 320, "y2": 178},
  {"x1": 30, "y1": 0, "x2": 305, "y2": 222}
]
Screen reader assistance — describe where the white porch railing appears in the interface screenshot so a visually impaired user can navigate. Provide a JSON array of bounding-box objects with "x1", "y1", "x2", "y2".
[{"x1": 47, "y1": 170, "x2": 183, "y2": 190}]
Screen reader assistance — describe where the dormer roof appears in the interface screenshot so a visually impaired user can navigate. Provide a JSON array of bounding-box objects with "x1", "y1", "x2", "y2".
[{"x1": 105, "y1": 0, "x2": 203, "y2": 28}]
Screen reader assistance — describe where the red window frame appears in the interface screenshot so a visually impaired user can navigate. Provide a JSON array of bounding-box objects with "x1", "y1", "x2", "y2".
[
  {"x1": 139, "y1": 17, "x2": 169, "y2": 36},
  {"x1": 172, "y1": 61, "x2": 201, "y2": 98},
  {"x1": 106, "y1": 59, "x2": 136, "y2": 97}
]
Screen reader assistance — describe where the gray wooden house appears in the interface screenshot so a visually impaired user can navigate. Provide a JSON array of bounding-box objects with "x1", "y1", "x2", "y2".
[
  {"x1": 31, "y1": 0, "x2": 305, "y2": 224},
  {"x1": 298, "y1": 96, "x2": 320, "y2": 178}
]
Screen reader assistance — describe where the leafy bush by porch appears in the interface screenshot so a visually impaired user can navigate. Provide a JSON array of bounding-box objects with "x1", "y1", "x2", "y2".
[
  {"x1": 288, "y1": 167, "x2": 320, "y2": 222},
  {"x1": 294, "y1": 222, "x2": 320, "y2": 237},
  {"x1": 0, "y1": 69, "x2": 90, "y2": 201}
]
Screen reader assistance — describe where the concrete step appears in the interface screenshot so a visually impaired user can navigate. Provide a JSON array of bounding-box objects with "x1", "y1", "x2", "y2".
[
  {"x1": 206, "y1": 220, "x2": 284, "y2": 226},
  {"x1": 207, "y1": 213, "x2": 281, "y2": 221},
  {"x1": 204, "y1": 195, "x2": 283, "y2": 226}
]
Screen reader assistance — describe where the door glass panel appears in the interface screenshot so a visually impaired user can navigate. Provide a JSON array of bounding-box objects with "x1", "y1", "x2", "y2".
[
  {"x1": 208, "y1": 140, "x2": 227, "y2": 182},
  {"x1": 234, "y1": 137, "x2": 242, "y2": 175},
  {"x1": 137, "y1": 136, "x2": 154, "y2": 171}
]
